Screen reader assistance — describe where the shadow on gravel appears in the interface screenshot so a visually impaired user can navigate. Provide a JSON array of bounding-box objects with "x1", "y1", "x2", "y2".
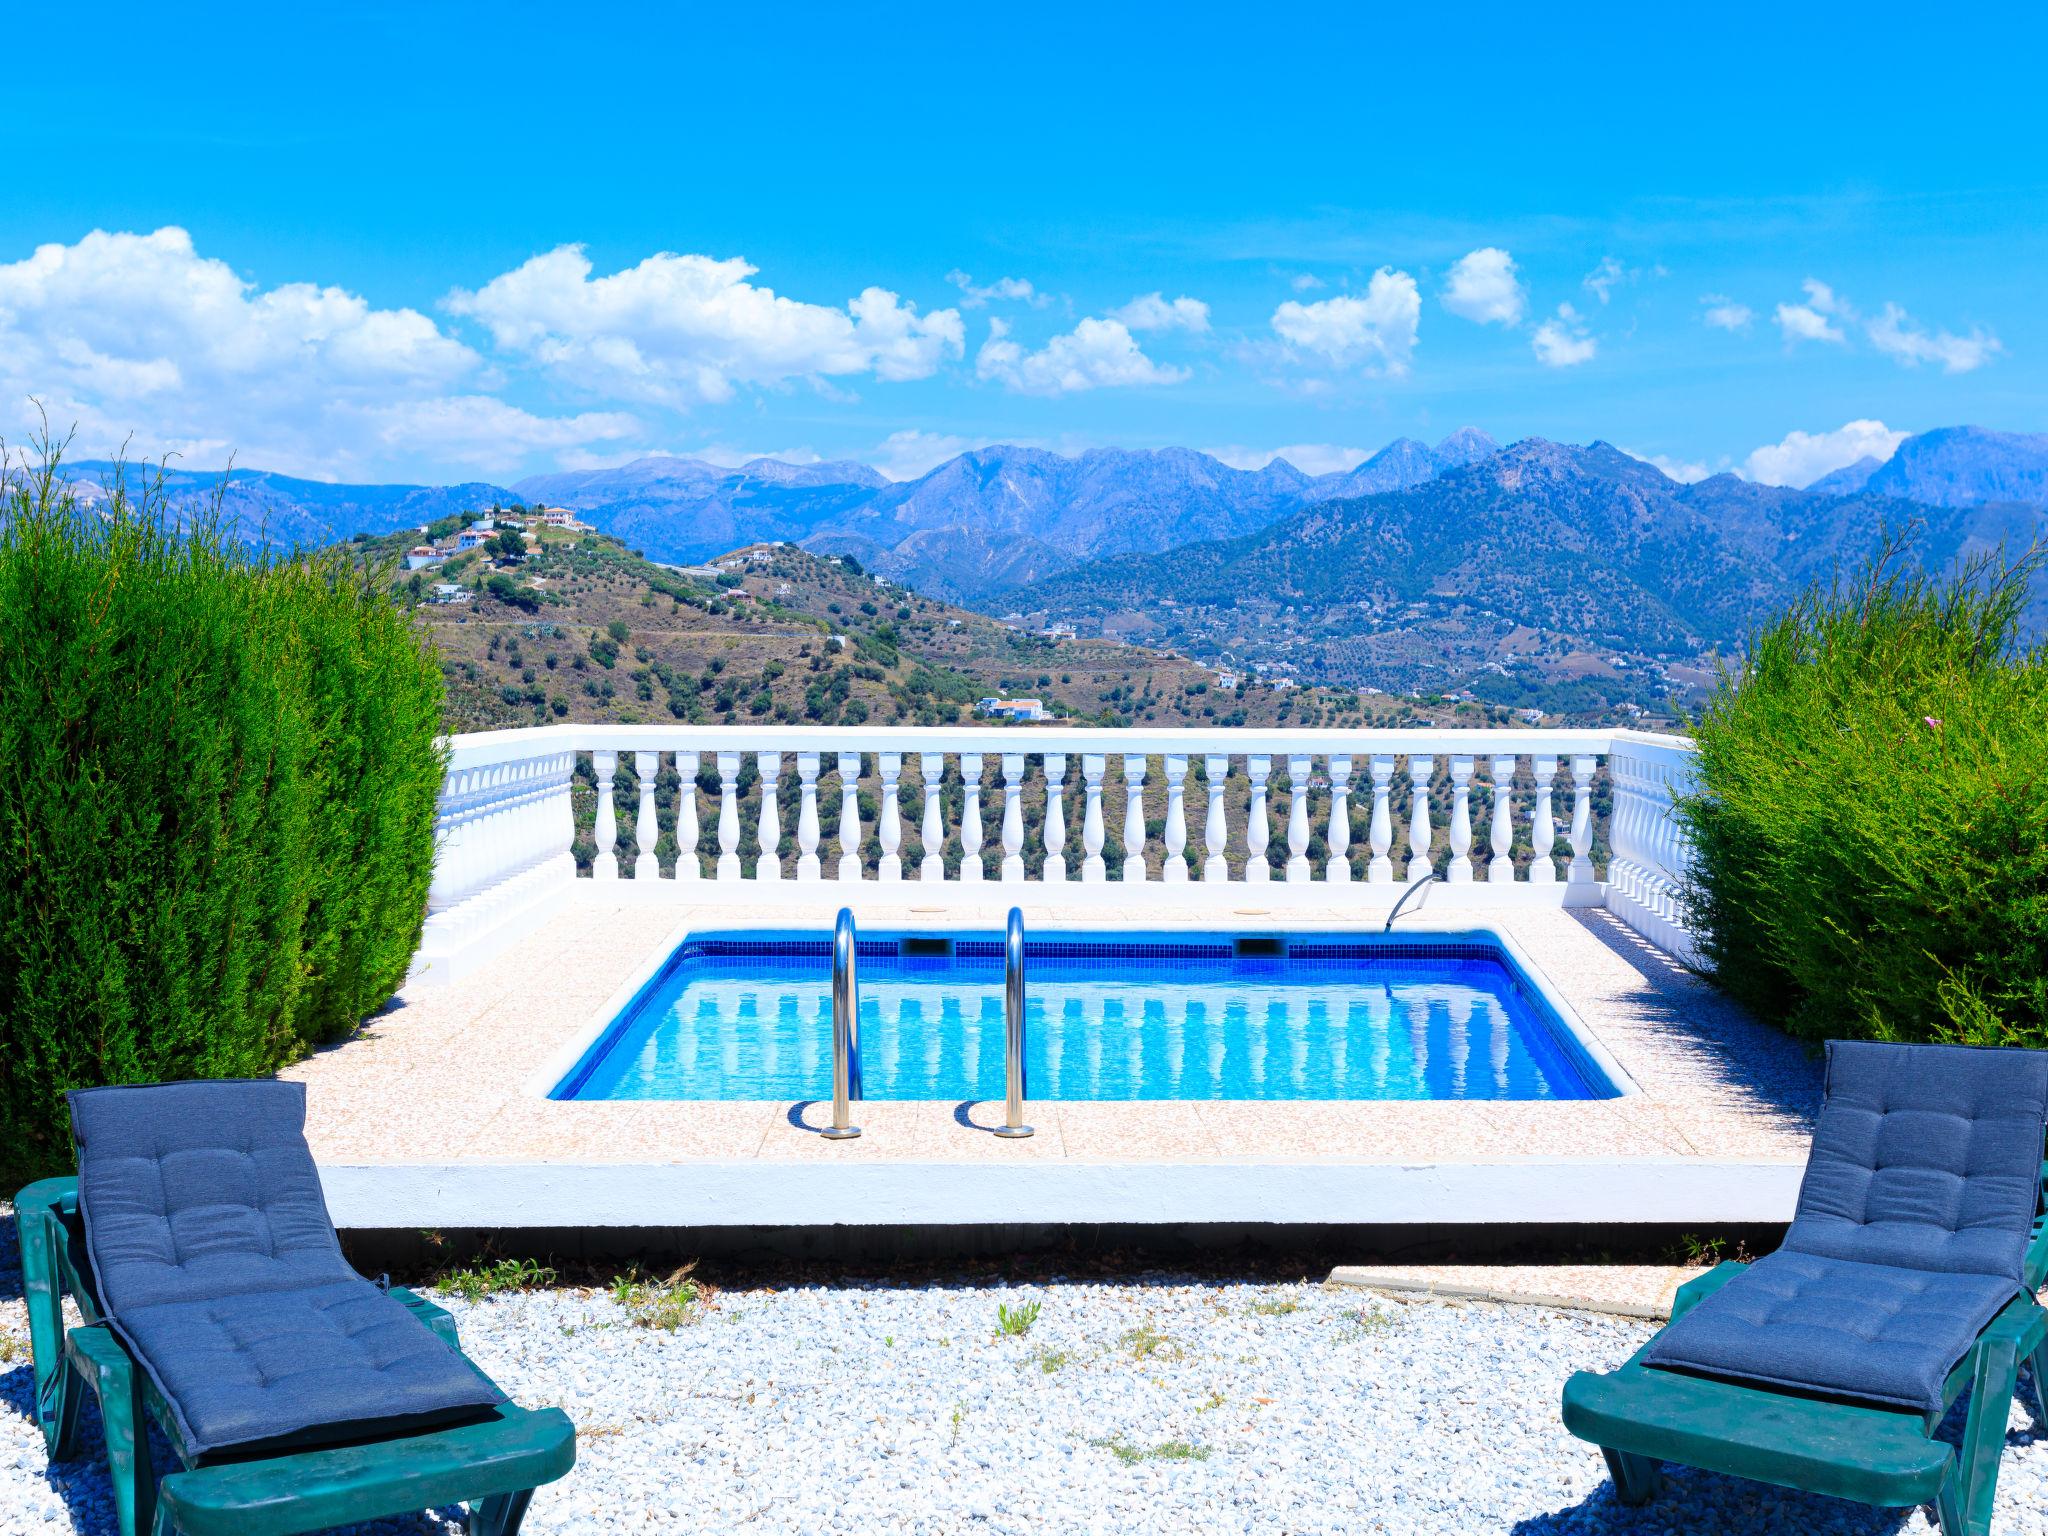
[{"x1": 1510, "y1": 1460, "x2": 1916, "y2": 1535}]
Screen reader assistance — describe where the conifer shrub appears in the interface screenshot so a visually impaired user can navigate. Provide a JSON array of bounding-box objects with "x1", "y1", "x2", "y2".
[
  {"x1": 1682, "y1": 544, "x2": 2048, "y2": 1048},
  {"x1": 0, "y1": 442, "x2": 445, "y2": 1173}
]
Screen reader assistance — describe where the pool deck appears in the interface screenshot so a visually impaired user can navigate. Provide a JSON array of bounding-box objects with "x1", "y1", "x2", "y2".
[{"x1": 288, "y1": 895, "x2": 1821, "y2": 1231}]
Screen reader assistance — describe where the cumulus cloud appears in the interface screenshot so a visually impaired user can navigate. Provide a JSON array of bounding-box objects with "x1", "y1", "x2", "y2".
[
  {"x1": 0, "y1": 226, "x2": 637, "y2": 477},
  {"x1": 1623, "y1": 447, "x2": 1712, "y2": 483},
  {"x1": 945, "y1": 270, "x2": 1048, "y2": 309},
  {"x1": 975, "y1": 316, "x2": 1187, "y2": 394},
  {"x1": 1107, "y1": 292, "x2": 1210, "y2": 333},
  {"x1": 870, "y1": 428, "x2": 984, "y2": 480},
  {"x1": 1289, "y1": 272, "x2": 1325, "y2": 292},
  {"x1": 1269, "y1": 268, "x2": 1421, "y2": 375},
  {"x1": 446, "y1": 245, "x2": 964, "y2": 407},
  {"x1": 1741, "y1": 419, "x2": 1907, "y2": 487},
  {"x1": 1207, "y1": 443, "x2": 1368, "y2": 476},
  {"x1": 1775, "y1": 278, "x2": 1849, "y2": 345},
  {"x1": 1701, "y1": 294, "x2": 1754, "y2": 331},
  {"x1": 1866, "y1": 302, "x2": 2002, "y2": 373},
  {"x1": 1441, "y1": 248, "x2": 1524, "y2": 326},
  {"x1": 1531, "y1": 303, "x2": 1597, "y2": 367}
]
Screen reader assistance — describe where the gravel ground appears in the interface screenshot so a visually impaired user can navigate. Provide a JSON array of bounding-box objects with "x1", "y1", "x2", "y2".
[{"x1": 4, "y1": 1213, "x2": 2045, "y2": 1534}]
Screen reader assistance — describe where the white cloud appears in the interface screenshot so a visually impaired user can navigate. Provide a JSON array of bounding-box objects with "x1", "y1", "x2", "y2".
[
  {"x1": 1741, "y1": 419, "x2": 1907, "y2": 487},
  {"x1": 1289, "y1": 272, "x2": 1325, "y2": 292},
  {"x1": 1270, "y1": 268, "x2": 1421, "y2": 375},
  {"x1": 1531, "y1": 303, "x2": 1597, "y2": 367},
  {"x1": 975, "y1": 316, "x2": 1187, "y2": 394},
  {"x1": 1441, "y1": 248, "x2": 1525, "y2": 326},
  {"x1": 945, "y1": 270, "x2": 1048, "y2": 310},
  {"x1": 1583, "y1": 257, "x2": 1625, "y2": 305},
  {"x1": 1107, "y1": 292, "x2": 1210, "y2": 333},
  {"x1": 1775, "y1": 278, "x2": 1849, "y2": 345},
  {"x1": 1207, "y1": 443, "x2": 1368, "y2": 476},
  {"x1": 1866, "y1": 302, "x2": 2001, "y2": 373},
  {"x1": 1623, "y1": 447, "x2": 1712, "y2": 483},
  {"x1": 870, "y1": 429, "x2": 983, "y2": 480},
  {"x1": 446, "y1": 245, "x2": 964, "y2": 407},
  {"x1": 1701, "y1": 294, "x2": 1754, "y2": 331},
  {"x1": 0, "y1": 226, "x2": 637, "y2": 478}
]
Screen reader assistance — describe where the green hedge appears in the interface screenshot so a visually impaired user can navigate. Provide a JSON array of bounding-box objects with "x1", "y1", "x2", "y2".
[
  {"x1": 0, "y1": 446, "x2": 446, "y2": 1173},
  {"x1": 1682, "y1": 546, "x2": 2048, "y2": 1049}
]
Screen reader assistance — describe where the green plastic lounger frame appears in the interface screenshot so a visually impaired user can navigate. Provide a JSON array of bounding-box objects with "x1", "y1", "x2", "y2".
[
  {"x1": 1564, "y1": 1041, "x2": 2048, "y2": 1536},
  {"x1": 17, "y1": 1080, "x2": 576, "y2": 1536}
]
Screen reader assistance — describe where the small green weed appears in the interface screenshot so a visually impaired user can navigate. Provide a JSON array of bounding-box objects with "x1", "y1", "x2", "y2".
[
  {"x1": 1198, "y1": 1390, "x2": 1226, "y2": 1413},
  {"x1": 1119, "y1": 1324, "x2": 1182, "y2": 1362},
  {"x1": 1247, "y1": 1298, "x2": 1299, "y2": 1317},
  {"x1": 434, "y1": 1256, "x2": 556, "y2": 1302},
  {"x1": 0, "y1": 1333, "x2": 21, "y2": 1365},
  {"x1": 1094, "y1": 1435, "x2": 1211, "y2": 1465},
  {"x1": 949, "y1": 1402, "x2": 965, "y2": 1445},
  {"x1": 1034, "y1": 1347, "x2": 1071, "y2": 1374},
  {"x1": 1336, "y1": 1307, "x2": 1399, "y2": 1342},
  {"x1": 610, "y1": 1264, "x2": 706, "y2": 1331},
  {"x1": 996, "y1": 1299, "x2": 1042, "y2": 1338}
]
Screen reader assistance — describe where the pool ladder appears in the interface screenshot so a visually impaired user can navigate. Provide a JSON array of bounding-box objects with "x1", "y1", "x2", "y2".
[
  {"x1": 823, "y1": 905, "x2": 1033, "y2": 1141},
  {"x1": 823, "y1": 907, "x2": 863, "y2": 1139}
]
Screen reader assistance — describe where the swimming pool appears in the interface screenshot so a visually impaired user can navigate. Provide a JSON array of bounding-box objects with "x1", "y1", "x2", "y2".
[{"x1": 550, "y1": 929, "x2": 1623, "y2": 1102}]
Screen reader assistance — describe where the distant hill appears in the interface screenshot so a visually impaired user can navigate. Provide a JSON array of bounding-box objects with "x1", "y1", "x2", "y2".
[
  {"x1": 1854, "y1": 426, "x2": 2048, "y2": 508},
  {"x1": 1012, "y1": 438, "x2": 2048, "y2": 708},
  {"x1": 58, "y1": 460, "x2": 520, "y2": 550}
]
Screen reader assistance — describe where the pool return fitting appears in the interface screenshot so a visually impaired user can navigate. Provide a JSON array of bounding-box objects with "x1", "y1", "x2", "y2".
[
  {"x1": 823, "y1": 906, "x2": 863, "y2": 1139},
  {"x1": 995, "y1": 906, "x2": 1034, "y2": 1139}
]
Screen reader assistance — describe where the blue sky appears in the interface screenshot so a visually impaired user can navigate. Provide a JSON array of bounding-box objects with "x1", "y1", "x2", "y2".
[{"x1": 3, "y1": 2, "x2": 2042, "y2": 487}]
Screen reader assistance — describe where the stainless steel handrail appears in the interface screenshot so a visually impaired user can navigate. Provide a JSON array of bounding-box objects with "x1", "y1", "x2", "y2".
[
  {"x1": 994, "y1": 906, "x2": 1033, "y2": 1138},
  {"x1": 823, "y1": 906, "x2": 862, "y2": 1139}
]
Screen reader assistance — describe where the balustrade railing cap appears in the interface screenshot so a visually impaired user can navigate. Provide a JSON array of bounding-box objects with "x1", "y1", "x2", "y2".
[{"x1": 439, "y1": 721, "x2": 1693, "y2": 769}]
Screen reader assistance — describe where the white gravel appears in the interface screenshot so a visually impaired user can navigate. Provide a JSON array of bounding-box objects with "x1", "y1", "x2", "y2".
[{"x1": 5, "y1": 1217, "x2": 2046, "y2": 1534}]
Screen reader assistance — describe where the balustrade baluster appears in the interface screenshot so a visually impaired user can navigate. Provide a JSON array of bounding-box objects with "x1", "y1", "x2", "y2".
[
  {"x1": 1367, "y1": 755, "x2": 1394, "y2": 884},
  {"x1": 878, "y1": 752, "x2": 903, "y2": 881},
  {"x1": 1569, "y1": 754, "x2": 1596, "y2": 884},
  {"x1": 1044, "y1": 753, "x2": 1069, "y2": 882},
  {"x1": 1446, "y1": 756, "x2": 1474, "y2": 882},
  {"x1": 836, "y1": 751, "x2": 862, "y2": 882},
  {"x1": 634, "y1": 752, "x2": 660, "y2": 880},
  {"x1": 992, "y1": 753, "x2": 1021, "y2": 881},
  {"x1": 673, "y1": 752, "x2": 699, "y2": 880},
  {"x1": 1121, "y1": 754, "x2": 1149, "y2": 882},
  {"x1": 1488, "y1": 753, "x2": 1515, "y2": 882},
  {"x1": 797, "y1": 752, "x2": 822, "y2": 880},
  {"x1": 1162, "y1": 754, "x2": 1190, "y2": 882},
  {"x1": 755, "y1": 751, "x2": 783, "y2": 881},
  {"x1": 1406, "y1": 755, "x2": 1435, "y2": 882},
  {"x1": 1081, "y1": 754, "x2": 1106, "y2": 881},
  {"x1": 959, "y1": 752, "x2": 984, "y2": 883},
  {"x1": 1246, "y1": 756, "x2": 1272, "y2": 883},
  {"x1": 1285, "y1": 753, "x2": 1312, "y2": 883},
  {"x1": 1326, "y1": 754, "x2": 1353, "y2": 884},
  {"x1": 593, "y1": 750, "x2": 620, "y2": 881},
  {"x1": 1202, "y1": 753, "x2": 1229, "y2": 882},
  {"x1": 919, "y1": 752, "x2": 946, "y2": 881},
  {"x1": 716, "y1": 751, "x2": 742, "y2": 881},
  {"x1": 1528, "y1": 755, "x2": 1557, "y2": 884}
]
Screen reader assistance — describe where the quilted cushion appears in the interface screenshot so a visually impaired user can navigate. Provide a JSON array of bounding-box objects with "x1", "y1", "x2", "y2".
[
  {"x1": 1787, "y1": 1039, "x2": 2048, "y2": 1279},
  {"x1": 116, "y1": 1282, "x2": 503, "y2": 1461},
  {"x1": 1642, "y1": 1249, "x2": 2015, "y2": 1413},
  {"x1": 68, "y1": 1080, "x2": 503, "y2": 1460},
  {"x1": 1645, "y1": 1040, "x2": 2048, "y2": 1414}
]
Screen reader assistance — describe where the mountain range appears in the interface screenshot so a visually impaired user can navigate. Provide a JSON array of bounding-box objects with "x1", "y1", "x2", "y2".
[{"x1": 1013, "y1": 436, "x2": 2048, "y2": 700}]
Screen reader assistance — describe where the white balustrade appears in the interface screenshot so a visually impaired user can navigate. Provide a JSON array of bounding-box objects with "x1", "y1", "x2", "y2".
[
  {"x1": 1121, "y1": 754, "x2": 1148, "y2": 882},
  {"x1": 835, "y1": 751, "x2": 861, "y2": 883},
  {"x1": 755, "y1": 751, "x2": 782, "y2": 882},
  {"x1": 878, "y1": 752, "x2": 903, "y2": 881},
  {"x1": 418, "y1": 725, "x2": 1705, "y2": 979},
  {"x1": 592, "y1": 749, "x2": 619, "y2": 881},
  {"x1": 1044, "y1": 754, "x2": 1069, "y2": 882}
]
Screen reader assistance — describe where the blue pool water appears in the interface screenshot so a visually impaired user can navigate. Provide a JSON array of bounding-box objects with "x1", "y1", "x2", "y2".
[{"x1": 553, "y1": 931, "x2": 1617, "y2": 1102}]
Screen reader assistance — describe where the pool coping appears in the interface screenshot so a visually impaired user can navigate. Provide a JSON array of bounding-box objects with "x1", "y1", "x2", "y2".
[{"x1": 524, "y1": 913, "x2": 1643, "y2": 1105}]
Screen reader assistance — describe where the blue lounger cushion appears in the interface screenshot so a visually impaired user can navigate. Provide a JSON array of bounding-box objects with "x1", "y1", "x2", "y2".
[
  {"x1": 1645, "y1": 1040, "x2": 2048, "y2": 1414},
  {"x1": 69, "y1": 1080, "x2": 503, "y2": 1461}
]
